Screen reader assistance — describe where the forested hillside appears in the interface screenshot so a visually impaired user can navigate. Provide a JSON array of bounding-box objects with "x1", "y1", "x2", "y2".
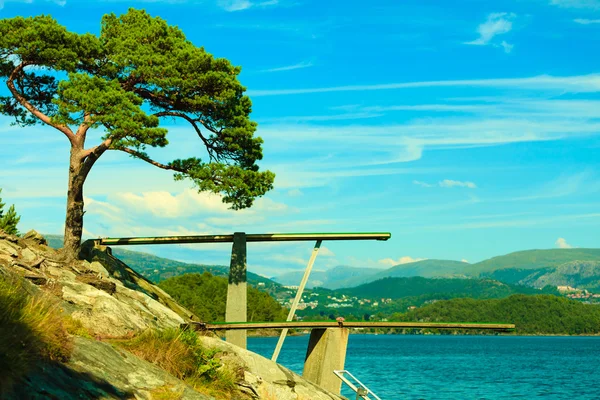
[
  {"x1": 158, "y1": 272, "x2": 288, "y2": 323},
  {"x1": 393, "y1": 295, "x2": 600, "y2": 335},
  {"x1": 341, "y1": 276, "x2": 557, "y2": 299}
]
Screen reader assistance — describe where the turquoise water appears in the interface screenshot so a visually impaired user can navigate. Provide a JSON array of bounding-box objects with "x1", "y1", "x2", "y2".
[{"x1": 248, "y1": 335, "x2": 600, "y2": 399}]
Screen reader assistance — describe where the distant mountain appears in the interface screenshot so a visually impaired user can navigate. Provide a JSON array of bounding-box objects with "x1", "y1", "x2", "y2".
[
  {"x1": 272, "y1": 265, "x2": 380, "y2": 289},
  {"x1": 272, "y1": 259, "x2": 469, "y2": 290},
  {"x1": 486, "y1": 260, "x2": 600, "y2": 292},
  {"x1": 340, "y1": 276, "x2": 555, "y2": 299},
  {"x1": 465, "y1": 249, "x2": 600, "y2": 292},
  {"x1": 321, "y1": 259, "x2": 470, "y2": 289},
  {"x1": 467, "y1": 248, "x2": 600, "y2": 275},
  {"x1": 45, "y1": 234, "x2": 281, "y2": 288}
]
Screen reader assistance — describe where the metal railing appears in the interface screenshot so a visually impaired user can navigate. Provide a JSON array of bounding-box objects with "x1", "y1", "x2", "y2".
[{"x1": 334, "y1": 370, "x2": 382, "y2": 400}]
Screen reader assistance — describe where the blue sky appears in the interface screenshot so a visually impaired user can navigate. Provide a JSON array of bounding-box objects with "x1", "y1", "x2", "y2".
[{"x1": 1, "y1": 0, "x2": 600, "y2": 277}]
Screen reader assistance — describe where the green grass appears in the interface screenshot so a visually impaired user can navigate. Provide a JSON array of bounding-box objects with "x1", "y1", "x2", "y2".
[
  {"x1": 111, "y1": 328, "x2": 240, "y2": 399},
  {"x1": 0, "y1": 273, "x2": 73, "y2": 395}
]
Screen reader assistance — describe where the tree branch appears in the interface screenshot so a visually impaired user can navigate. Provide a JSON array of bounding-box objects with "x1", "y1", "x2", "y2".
[
  {"x1": 75, "y1": 113, "x2": 93, "y2": 146},
  {"x1": 7, "y1": 63, "x2": 76, "y2": 144},
  {"x1": 79, "y1": 136, "x2": 113, "y2": 180},
  {"x1": 153, "y1": 110, "x2": 218, "y2": 161},
  {"x1": 110, "y1": 147, "x2": 184, "y2": 172}
]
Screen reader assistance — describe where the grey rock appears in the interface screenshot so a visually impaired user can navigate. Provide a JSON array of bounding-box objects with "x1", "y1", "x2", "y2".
[
  {"x1": 88, "y1": 261, "x2": 110, "y2": 278},
  {"x1": 0, "y1": 240, "x2": 19, "y2": 257},
  {"x1": 22, "y1": 229, "x2": 48, "y2": 246},
  {"x1": 7, "y1": 337, "x2": 210, "y2": 400},
  {"x1": 198, "y1": 336, "x2": 345, "y2": 400}
]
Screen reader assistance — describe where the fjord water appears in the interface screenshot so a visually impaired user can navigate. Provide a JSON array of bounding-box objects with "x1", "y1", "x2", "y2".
[{"x1": 248, "y1": 335, "x2": 600, "y2": 399}]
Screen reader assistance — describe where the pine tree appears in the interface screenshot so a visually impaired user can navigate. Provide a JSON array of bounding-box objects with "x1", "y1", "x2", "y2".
[{"x1": 0, "y1": 189, "x2": 20, "y2": 235}]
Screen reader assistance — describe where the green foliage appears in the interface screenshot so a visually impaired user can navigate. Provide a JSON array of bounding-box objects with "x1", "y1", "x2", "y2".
[
  {"x1": 0, "y1": 9, "x2": 273, "y2": 213},
  {"x1": 298, "y1": 277, "x2": 558, "y2": 320},
  {"x1": 342, "y1": 276, "x2": 557, "y2": 299},
  {"x1": 393, "y1": 294, "x2": 600, "y2": 335},
  {"x1": 0, "y1": 189, "x2": 20, "y2": 235},
  {"x1": 159, "y1": 272, "x2": 288, "y2": 322},
  {"x1": 114, "y1": 328, "x2": 238, "y2": 397}
]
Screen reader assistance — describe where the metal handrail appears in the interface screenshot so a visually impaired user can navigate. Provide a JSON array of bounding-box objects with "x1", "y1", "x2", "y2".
[{"x1": 334, "y1": 370, "x2": 382, "y2": 400}]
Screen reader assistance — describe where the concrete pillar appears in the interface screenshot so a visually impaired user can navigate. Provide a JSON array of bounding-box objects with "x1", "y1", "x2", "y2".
[
  {"x1": 225, "y1": 232, "x2": 247, "y2": 349},
  {"x1": 302, "y1": 328, "x2": 349, "y2": 394}
]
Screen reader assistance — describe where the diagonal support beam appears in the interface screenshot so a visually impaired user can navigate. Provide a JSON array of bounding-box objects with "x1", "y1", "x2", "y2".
[
  {"x1": 226, "y1": 232, "x2": 247, "y2": 349},
  {"x1": 272, "y1": 240, "x2": 322, "y2": 362}
]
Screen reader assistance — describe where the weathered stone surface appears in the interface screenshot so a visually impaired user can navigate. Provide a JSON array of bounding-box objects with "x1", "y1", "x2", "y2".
[
  {"x1": 88, "y1": 261, "x2": 110, "y2": 278},
  {"x1": 76, "y1": 273, "x2": 117, "y2": 295},
  {"x1": 20, "y1": 248, "x2": 38, "y2": 264},
  {"x1": 61, "y1": 279, "x2": 184, "y2": 337},
  {"x1": 0, "y1": 240, "x2": 19, "y2": 257},
  {"x1": 22, "y1": 229, "x2": 48, "y2": 245},
  {"x1": 7, "y1": 337, "x2": 210, "y2": 400},
  {"x1": 198, "y1": 336, "x2": 345, "y2": 400}
]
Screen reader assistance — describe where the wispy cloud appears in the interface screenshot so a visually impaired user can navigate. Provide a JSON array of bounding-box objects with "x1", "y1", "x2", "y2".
[
  {"x1": 262, "y1": 60, "x2": 314, "y2": 73},
  {"x1": 550, "y1": 0, "x2": 600, "y2": 10},
  {"x1": 0, "y1": 0, "x2": 65, "y2": 8},
  {"x1": 465, "y1": 12, "x2": 516, "y2": 52},
  {"x1": 378, "y1": 256, "x2": 426, "y2": 267},
  {"x1": 439, "y1": 180, "x2": 477, "y2": 189},
  {"x1": 555, "y1": 237, "x2": 573, "y2": 249},
  {"x1": 500, "y1": 41, "x2": 514, "y2": 53},
  {"x1": 218, "y1": 0, "x2": 279, "y2": 11},
  {"x1": 574, "y1": 18, "x2": 600, "y2": 24},
  {"x1": 414, "y1": 180, "x2": 477, "y2": 189},
  {"x1": 247, "y1": 73, "x2": 600, "y2": 96}
]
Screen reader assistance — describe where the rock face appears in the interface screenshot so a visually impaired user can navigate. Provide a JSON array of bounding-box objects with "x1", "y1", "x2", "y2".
[
  {"x1": 8, "y1": 337, "x2": 210, "y2": 400},
  {"x1": 0, "y1": 230, "x2": 346, "y2": 400},
  {"x1": 198, "y1": 336, "x2": 344, "y2": 400},
  {"x1": 0, "y1": 230, "x2": 193, "y2": 337}
]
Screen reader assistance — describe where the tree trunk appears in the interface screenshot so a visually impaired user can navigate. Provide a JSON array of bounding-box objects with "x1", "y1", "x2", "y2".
[{"x1": 63, "y1": 148, "x2": 86, "y2": 260}]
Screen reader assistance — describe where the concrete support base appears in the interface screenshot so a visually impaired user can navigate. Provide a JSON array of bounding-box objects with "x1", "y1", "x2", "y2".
[
  {"x1": 225, "y1": 232, "x2": 247, "y2": 349},
  {"x1": 302, "y1": 328, "x2": 349, "y2": 395}
]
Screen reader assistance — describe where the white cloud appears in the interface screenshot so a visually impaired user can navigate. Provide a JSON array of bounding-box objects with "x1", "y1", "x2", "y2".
[
  {"x1": 461, "y1": 259, "x2": 469, "y2": 263},
  {"x1": 465, "y1": 12, "x2": 516, "y2": 50},
  {"x1": 248, "y1": 73, "x2": 600, "y2": 97},
  {"x1": 574, "y1": 18, "x2": 600, "y2": 24},
  {"x1": 555, "y1": 237, "x2": 573, "y2": 249},
  {"x1": 413, "y1": 180, "x2": 434, "y2": 188},
  {"x1": 378, "y1": 256, "x2": 425, "y2": 267},
  {"x1": 218, "y1": 0, "x2": 279, "y2": 11},
  {"x1": 500, "y1": 41, "x2": 514, "y2": 53},
  {"x1": 287, "y1": 189, "x2": 304, "y2": 197},
  {"x1": 414, "y1": 180, "x2": 477, "y2": 189},
  {"x1": 319, "y1": 246, "x2": 335, "y2": 257},
  {"x1": 218, "y1": 0, "x2": 251, "y2": 10},
  {"x1": 551, "y1": 0, "x2": 600, "y2": 10},
  {"x1": 112, "y1": 189, "x2": 230, "y2": 218},
  {"x1": 439, "y1": 179, "x2": 477, "y2": 189},
  {"x1": 0, "y1": 0, "x2": 66, "y2": 8},
  {"x1": 262, "y1": 60, "x2": 314, "y2": 73}
]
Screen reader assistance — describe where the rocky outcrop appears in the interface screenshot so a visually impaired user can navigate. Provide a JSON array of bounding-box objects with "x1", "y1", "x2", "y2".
[
  {"x1": 198, "y1": 336, "x2": 344, "y2": 400},
  {"x1": 0, "y1": 230, "x2": 194, "y2": 337},
  {"x1": 8, "y1": 337, "x2": 210, "y2": 400},
  {"x1": 0, "y1": 230, "x2": 346, "y2": 400}
]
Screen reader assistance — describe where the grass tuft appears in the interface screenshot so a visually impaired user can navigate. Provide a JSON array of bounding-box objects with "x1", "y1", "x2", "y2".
[
  {"x1": 0, "y1": 273, "x2": 73, "y2": 395},
  {"x1": 112, "y1": 328, "x2": 240, "y2": 399}
]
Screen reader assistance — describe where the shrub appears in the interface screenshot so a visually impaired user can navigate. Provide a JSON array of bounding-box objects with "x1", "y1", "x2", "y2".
[{"x1": 113, "y1": 328, "x2": 239, "y2": 398}]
